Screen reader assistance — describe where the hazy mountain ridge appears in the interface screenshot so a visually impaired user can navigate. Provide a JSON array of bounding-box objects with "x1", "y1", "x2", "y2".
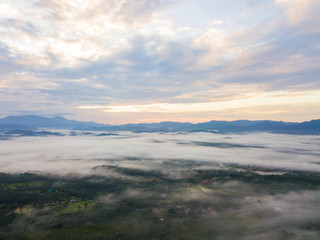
[
  {"x1": 0, "y1": 115, "x2": 319, "y2": 134},
  {"x1": 0, "y1": 115, "x2": 107, "y2": 129}
]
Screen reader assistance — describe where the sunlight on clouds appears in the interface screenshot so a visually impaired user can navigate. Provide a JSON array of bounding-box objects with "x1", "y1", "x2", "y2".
[
  {"x1": 275, "y1": 0, "x2": 320, "y2": 32},
  {"x1": 262, "y1": 54, "x2": 320, "y2": 75},
  {"x1": 0, "y1": 1, "x2": 320, "y2": 123},
  {"x1": 192, "y1": 28, "x2": 234, "y2": 68},
  {"x1": 0, "y1": 72, "x2": 58, "y2": 90},
  {"x1": 187, "y1": 24, "x2": 255, "y2": 71},
  {"x1": 74, "y1": 101, "x2": 320, "y2": 124},
  {"x1": 172, "y1": 84, "x2": 265, "y2": 103},
  {"x1": 0, "y1": 0, "x2": 172, "y2": 68},
  {"x1": 210, "y1": 19, "x2": 224, "y2": 25},
  {"x1": 78, "y1": 90, "x2": 320, "y2": 113},
  {"x1": 46, "y1": 38, "x2": 114, "y2": 67},
  {"x1": 0, "y1": 2, "x2": 19, "y2": 20}
]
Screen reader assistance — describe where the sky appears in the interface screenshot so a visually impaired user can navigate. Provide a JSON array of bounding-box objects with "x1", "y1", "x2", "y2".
[{"x1": 0, "y1": 0, "x2": 320, "y2": 124}]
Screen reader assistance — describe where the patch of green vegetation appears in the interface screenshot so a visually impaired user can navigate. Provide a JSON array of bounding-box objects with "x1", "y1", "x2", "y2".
[
  {"x1": 53, "y1": 200, "x2": 95, "y2": 215},
  {"x1": 0, "y1": 165, "x2": 320, "y2": 240},
  {"x1": 7, "y1": 180, "x2": 45, "y2": 189}
]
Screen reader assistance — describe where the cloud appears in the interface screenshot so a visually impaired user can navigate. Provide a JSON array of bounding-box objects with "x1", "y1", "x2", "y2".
[
  {"x1": 275, "y1": 0, "x2": 320, "y2": 32},
  {"x1": 0, "y1": 0, "x2": 320, "y2": 122},
  {"x1": 77, "y1": 90, "x2": 320, "y2": 113},
  {"x1": 0, "y1": 132, "x2": 320, "y2": 175},
  {"x1": 38, "y1": 0, "x2": 174, "y2": 28},
  {"x1": 0, "y1": 0, "x2": 174, "y2": 68},
  {"x1": 239, "y1": 190, "x2": 320, "y2": 231}
]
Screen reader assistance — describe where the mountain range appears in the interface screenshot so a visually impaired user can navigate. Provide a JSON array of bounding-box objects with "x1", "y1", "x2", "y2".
[{"x1": 0, "y1": 115, "x2": 320, "y2": 134}]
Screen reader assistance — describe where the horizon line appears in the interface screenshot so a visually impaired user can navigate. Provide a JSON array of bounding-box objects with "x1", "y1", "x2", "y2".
[{"x1": 1, "y1": 114, "x2": 319, "y2": 126}]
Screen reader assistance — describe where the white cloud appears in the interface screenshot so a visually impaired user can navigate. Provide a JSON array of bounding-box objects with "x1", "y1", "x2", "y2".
[
  {"x1": 77, "y1": 90, "x2": 320, "y2": 113},
  {"x1": 0, "y1": 133, "x2": 320, "y2": 174},
  {"x1": 210, "y1": 19, "x2": 224, "y2": 25},
  {"x1": 0, "y1": 0, "x2": 175, "y2": 68},
  {"x1": 0, "y1": 0, "x2": 320, "y2": 122},
  {"x1": 275, "y1": 0, "x2": 320, "y2": 32}
]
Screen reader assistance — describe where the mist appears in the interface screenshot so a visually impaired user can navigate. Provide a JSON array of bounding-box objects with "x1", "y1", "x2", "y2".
[
  {"x1": 0, "y1": 132, "x2": 320, "y2": 175},
  {"x1": 1, "y1": 132, "x2": 320, "y2": 239}
]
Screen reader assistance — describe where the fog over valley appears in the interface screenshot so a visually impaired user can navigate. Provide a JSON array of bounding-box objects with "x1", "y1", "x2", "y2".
[
  {"x1": 1, "y1": 132, "x2": 320, "y2": 174},
  {"x1": 1, "y1": 132, "x2": 320, "y2": 239}
]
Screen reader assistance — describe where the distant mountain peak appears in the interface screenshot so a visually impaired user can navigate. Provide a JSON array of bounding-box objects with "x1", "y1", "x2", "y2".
[
  {"x1": 0, "y1": 115, "x2": 107, "y2": 130},
  {"x1": 52, "y1": 116, "x2": 64, "y2": 119},
  {"x1": 0, "y1": 115, "x2": 319, "y2": 134}
]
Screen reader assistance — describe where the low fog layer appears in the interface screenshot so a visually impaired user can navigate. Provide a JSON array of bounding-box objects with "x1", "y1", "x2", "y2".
[{"x1": 0, "y1": 132, "x2": 319, "y2": 174}]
